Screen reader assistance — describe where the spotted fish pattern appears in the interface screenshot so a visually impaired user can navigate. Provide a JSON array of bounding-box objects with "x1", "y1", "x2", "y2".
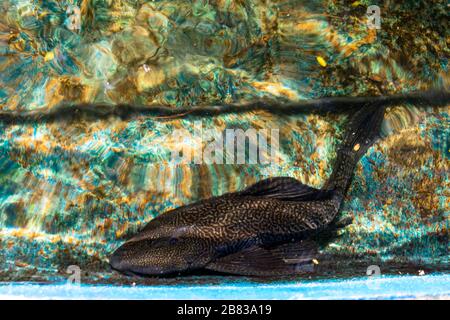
[{"x1": 110, "y1": 103, "x2": 387, "y2": 276}]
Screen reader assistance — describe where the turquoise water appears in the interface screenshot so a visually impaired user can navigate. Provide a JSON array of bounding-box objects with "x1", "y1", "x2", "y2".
[{"x1": 1, "y1": 274, "x2": 449, "y2": 300}]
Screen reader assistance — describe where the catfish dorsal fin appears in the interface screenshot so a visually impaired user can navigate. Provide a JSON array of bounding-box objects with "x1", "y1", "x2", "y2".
[{"x1": 238, "y1": 177, "x2": 325, "y2": 201}]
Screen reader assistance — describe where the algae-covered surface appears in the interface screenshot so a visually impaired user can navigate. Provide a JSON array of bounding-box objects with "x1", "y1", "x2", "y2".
[{"x1": 0, "y1": 0, "x2": 448, "y2": 284}]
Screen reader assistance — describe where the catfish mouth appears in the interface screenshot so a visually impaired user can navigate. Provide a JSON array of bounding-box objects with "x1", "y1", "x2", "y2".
[
  {"x1": 109, "y1": 247, "x2": 174, "y2": 276},
  {"x1": 109, "y1": 255, "x2": 200, "y2": 278},
  {"x1": 108, "y1": 239, "x2": 205, "y2": 277},
  {"x1": 109, "y1": 251, "x2": 231, "y2": 278}
]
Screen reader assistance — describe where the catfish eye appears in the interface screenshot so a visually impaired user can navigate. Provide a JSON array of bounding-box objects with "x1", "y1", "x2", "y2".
[{"x1": 169, "y1": 238, "x2": 179, "y2": 245}]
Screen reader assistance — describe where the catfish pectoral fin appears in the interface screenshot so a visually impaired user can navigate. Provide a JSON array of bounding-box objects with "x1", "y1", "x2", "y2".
[
  {"x1": 331, "y1": 216, "x2": 353, "y2": 229},
  {"x1": 205, "y1": 240, "x2": 318, "y2": 276}
]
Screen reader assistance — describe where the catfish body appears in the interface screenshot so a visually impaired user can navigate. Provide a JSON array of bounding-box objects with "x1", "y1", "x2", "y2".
[
  {"x1": 110, "y1": 180, "x2": 340, "y2": 276},
  {"x1": 110, "y1": 102, "x2": 388, "y2": 276}
]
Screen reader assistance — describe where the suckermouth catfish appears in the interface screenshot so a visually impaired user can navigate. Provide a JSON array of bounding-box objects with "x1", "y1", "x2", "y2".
[{"x1": 109, "y1": 90, "x2": 449, "y2": 277}]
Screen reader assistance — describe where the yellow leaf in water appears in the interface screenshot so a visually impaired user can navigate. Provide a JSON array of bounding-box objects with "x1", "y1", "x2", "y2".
[
  {"x1": 316, "y1": 56, "x2": 327, "y2": 67},
  {"x1": 44, "y1": 51, "x2": 54, "y2": 62}
]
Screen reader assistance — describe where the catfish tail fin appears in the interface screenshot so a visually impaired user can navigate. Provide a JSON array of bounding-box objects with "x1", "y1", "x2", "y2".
[
  {"x1": 340, "y1": 103, "x2": 386, "y2": 158},
  {"x1": 324, "y1": 103, "x2": 386, "y2": 195}
]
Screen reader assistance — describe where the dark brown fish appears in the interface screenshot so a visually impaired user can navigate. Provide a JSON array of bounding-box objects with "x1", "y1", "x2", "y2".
[{"x1": 109, "y1": 103, "x2": 387, "y2": 276}]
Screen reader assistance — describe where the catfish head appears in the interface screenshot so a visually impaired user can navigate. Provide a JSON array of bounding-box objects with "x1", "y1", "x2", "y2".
[{"x1": 109, "y1": 223, "x2": 212, "y2": 276}]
